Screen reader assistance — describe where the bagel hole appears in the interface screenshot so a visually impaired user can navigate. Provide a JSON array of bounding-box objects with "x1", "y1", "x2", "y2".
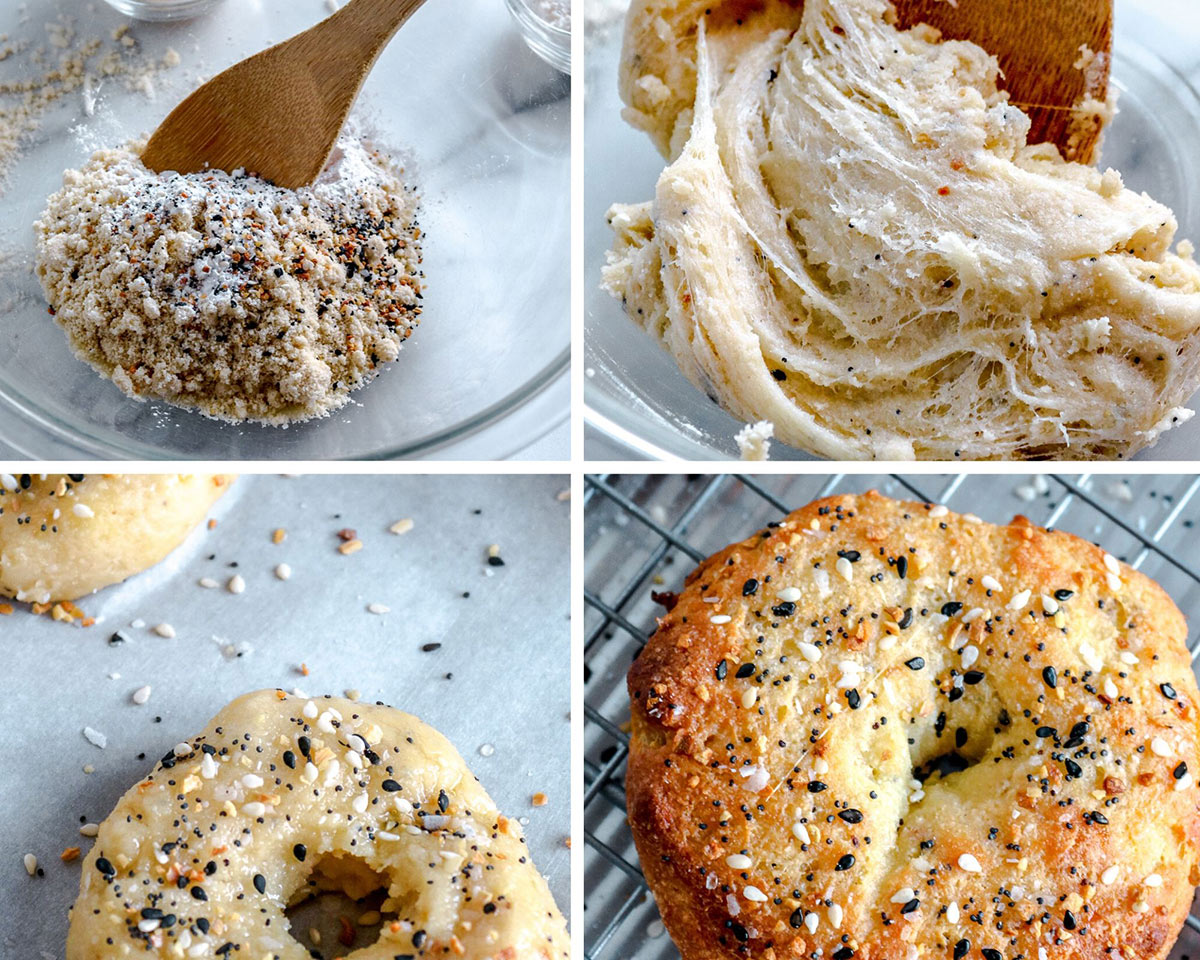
[
  {"x1": 907, "y1": 706, "x2": 1004, "y2": 788},
  {"x1": 284, "y1": 853, "x2": 400, "y2": 958}
]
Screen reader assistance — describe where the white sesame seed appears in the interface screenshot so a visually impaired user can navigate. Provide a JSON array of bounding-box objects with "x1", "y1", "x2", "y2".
[
  {"x1": 138, "y1": 919, "x2": 161, "y2": 933},
  {"x1": 353, "y1": 793, "x2": 369, "y2": 814},
  {"x1": 804, "y1": 912, "x2": 819, "y2": 934},
  {"x1": 1078, "y1": 642, "x2": 1104, "y2": 673},
  {"x1": 1041, "y1": 595, "x2": 1058, "y2": 615},
  {"x1": 274, "y1": 563, "x2": 292, "y2": 581},
  {"x1": 367, "y1": 602, "x2": 390, "y2": 615},
  {"x1": 1101, "y1": 865, "x2": 1119, "y2": 885},
  {"x1": 1175, "y1": 772, "x2": 1193, "y2": 792},
  {"x1": 929, "y1": 505, "x2": 949, "y2": 518},
  {"x1": 743, "y1": 885, "x2": 768, "y2": 902},
  {"x1": 174, "y1": 742, "x2": 193, "y2": 756},
  {"x1": 646, "y1": 920, "x2": 665, "y2": 938},
  {"x1": 946, "y1": 902, "x2": 960, "y2": 924},
  {"x1": 957, "y1": 853, "x2": 982, "y2": 873},
  {"x1": 72, "y1": 503, "x2": 95, "y2": 518},
  {"x1": 1133, "y1": 900, "x2": 1149, "y2": 914},
  {"x1": 1151, "y1": 737, "x2": 1171, "y2": 757},
  {"x1": 741, "y1": 688, "x2": 758, "y2": 709},
  {"x1": 23, "y1": 853, "x2": 37, "y2": 876},
  {"x1": 813, "y1": 757, "x2": 828, "y2": 775},
  {"x1": 962, "y1": 607, "x2": 984, "y2": 624},
  {"x1": 798, "y1": 642, "x2": 822, "y2": 662},
  {"x1": 981, "y1": 576, "x2": 1002, "y2": 592},
  {"x1": 227, "y1": 574, "x2": 246, "y2": 594},
  {"x1": 726, "y1": 854, "x2": 752, "y2": 869},
  {"x1": 961, "y1": 646, "x2": 979, "y2": 669},
  {"x1": 0, "y1": 474, "x2": 15, "y2": 490},
  {"x1": 242, "y1": 802, "x2": 266, "y2": 818},
  {"x1": 1120, "y1": 651, "x2": 1139, "y2": 665},
  {"x1": 201, "y1": 753, "x2": 219, "y2": 779},
  {"x1": 1103, "y1": 677, "x2": 1119, "y2": 699},
  {"x1": 153, "y1": 623, "x2": 175, "y2": 638},
  {"x1": 303, "y1": 700, "x2": 319, "y2": 719},
  {"x1": 1106, "y1": 573, "x2": 1122, "y2": 593},
  {"x1": 792, "y1": 822, "x2": 810, "y2": 844},
  {"x1": 1143, "y1": 873, "x2": 1163, "y2": 888},
  {"x1": 777, "y1": 587, "x2": 802, "y2": 603},
  {"x1": 241, "y1": 774, "x2": 264, "y2": 788},
  {"x1": 828, "y1": 903, "x2": 843, "y2": 928},
  {"x1": 198, "y1": 577, "x2": 219, "y2": 589},
  {"x1": 835, "y1": 556, "x2": 853, "y2": 582},
  {"x1": 83, "y1": 726, "x2": 107, "y2": 749},
  {"x1": 1007, "y1": 589, "x2": 1031, "y2": 611},
  {"x1": 1103, "y1": 553, "x2": 1120, "y2": 575},
  {"x1": 710, "y1": 615, "x2": 732, "y2": 625},
  {"x1": 132, "y1": 685, "x2": 152, "y2": 705},
  {"x1": 891, "y1": 888, "x2": 915, "y2": 903},
  {"x1": 303, "y1": 762, "x2": 319, "y2": 783},
  {"x1": 879, "y1": 634, "x2": 897, "y2": 651},
  {"x1": 390, "y1": 518, "x2": 414, "y2": 535}
]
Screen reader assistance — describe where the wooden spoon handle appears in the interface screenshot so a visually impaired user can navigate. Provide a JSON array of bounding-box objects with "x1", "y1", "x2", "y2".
[{"x1": 326, "y1": 0, "x2": 431, "y2": 56}]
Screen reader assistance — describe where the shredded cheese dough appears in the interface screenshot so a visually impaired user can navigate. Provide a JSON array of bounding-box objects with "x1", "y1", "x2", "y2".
[{"x1": 604, "y1": 0, "x2": 1200, "y2": 460}]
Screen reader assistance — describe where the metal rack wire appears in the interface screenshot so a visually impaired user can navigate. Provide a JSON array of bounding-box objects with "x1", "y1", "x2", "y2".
[{"x1": 584, "y1": 473, "x2": 1200, "y2": 960}]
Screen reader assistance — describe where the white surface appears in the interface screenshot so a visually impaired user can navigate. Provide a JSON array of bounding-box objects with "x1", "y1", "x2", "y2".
[{"x1": 0, "y1": 473, "x2": 571, "y2": 956}]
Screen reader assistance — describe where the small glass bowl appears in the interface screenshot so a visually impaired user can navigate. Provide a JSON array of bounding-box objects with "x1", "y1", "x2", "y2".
[
  {"x1": 505, "y1": 0, "x2": 571, "y2": 74},
  {"x1": 101, "y1": 0, "x2": 224, "y2": 21}
]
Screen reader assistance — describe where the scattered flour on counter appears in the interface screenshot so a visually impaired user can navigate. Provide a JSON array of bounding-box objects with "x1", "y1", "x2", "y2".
[
  {"x1": 735, "y1": 420, "x2": 774, "y2": 461},
  {"x1": 34, "y1": 138, "x2": 424, "y2": 424},
  {"x1": 0, "y1": 17, "x2": 181, "y2": 193}
]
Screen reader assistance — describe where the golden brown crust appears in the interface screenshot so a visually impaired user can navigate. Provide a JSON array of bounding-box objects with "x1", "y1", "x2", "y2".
[{"x1": 627, "y1": 492, "x2": 1200, "y2": 960}]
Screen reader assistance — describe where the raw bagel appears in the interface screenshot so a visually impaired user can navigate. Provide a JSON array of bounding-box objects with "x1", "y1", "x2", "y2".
[
  {"x1": 0, "y1": 473, "x2": 232, "y2": 604},
  {"x1": 604, "y1": 0, "x2": 1200, "y2": 459},
  {"x1": 627, "y1": 492, "x2": 1200, "y2": 960},
  {"x1": 67, "y1": 690, "x2": 569, "y2": 960}
]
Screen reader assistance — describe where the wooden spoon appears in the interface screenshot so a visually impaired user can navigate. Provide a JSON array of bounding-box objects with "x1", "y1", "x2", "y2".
[
  {"x1": 711, "y1": 0, "x2": 1113, "y2": 164},
  {"x1": 142, "y1": 0, "x2": 428, "y2": 189},
  {"x1": 893, "y1": 0, "x2": 1113, "y2": 165}
]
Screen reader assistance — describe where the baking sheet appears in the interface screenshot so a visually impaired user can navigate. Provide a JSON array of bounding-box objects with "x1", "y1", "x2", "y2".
[
  {"x1": 584, "y1": 473, "x2": 1200, "y2": 960},
  {"x1": 0, "y1": 473, "x2": 571, "y2": 956}
]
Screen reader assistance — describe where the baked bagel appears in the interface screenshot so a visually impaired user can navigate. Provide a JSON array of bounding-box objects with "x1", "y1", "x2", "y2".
[
  {"x1": 0, "y1": 473, "x2": 232, "y2": 604},
  {"x1": 627, "y1": 492, "x2": 1200, "y2": 960},
  {"x1": 67, "y1": 690, "x2": 569, "y2": 960}
]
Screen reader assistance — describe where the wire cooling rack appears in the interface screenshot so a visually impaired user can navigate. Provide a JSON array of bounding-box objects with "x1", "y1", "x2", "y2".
[{"x1": 584, "y1": 473, "x2": 1200, "y2": 960}]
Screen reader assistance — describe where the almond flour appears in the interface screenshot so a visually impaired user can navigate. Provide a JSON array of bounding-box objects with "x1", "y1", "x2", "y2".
[{"x1": 34, "y1": 138, "x2": 424, "y2": 424}]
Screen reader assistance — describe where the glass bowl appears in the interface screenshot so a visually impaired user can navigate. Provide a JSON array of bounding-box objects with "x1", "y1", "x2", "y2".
[
  {"x1": 583, "y1": 7, "x2": 1200, "y2": 460},
  {"x1": 101, "y1": 0, "x2": 224, "y2": 21},
  {"x1": 0, "y1": 0, "x2": 569, "y2": 459},
  {"x1": 505, "y1": 0, "x2": 571, "y2": 74}
]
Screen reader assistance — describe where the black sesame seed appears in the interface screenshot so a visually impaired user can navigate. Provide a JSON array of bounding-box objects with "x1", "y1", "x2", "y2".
[
  {"x1": 838, "y1": 809, "x2": 863, "y2": 824},
  {"x1": 283, "y1": 750, "x2": 296, "y2": 769},
  {"x1": 438, "y1": 789, "x2": 449, "y2": 812},
  {"x1": 1054, "y1": 589, "x2": 1074, "y2": 601},
  {"x1": 1174, "y1": 761, "x2": 1188, "y2": 780},
  {"x1": 837, "y1": 550, "x2": 861, "y2": 563},
  {"x1": 789, "y1": 908, "x2": 805, "y2": 928},
  {"x1": 1064, "y1": 911, "x2": 1076, "y2": 930},
  {"x1": 191, "y1": 886, "x2": 208, "y2": 901},
  {"x1": 715, "y1": 660, "x2": 728, "y2": 681},
  {"x1": 901, "y1": 898, "x2": 919, "y2": 914},
  {"x1": 743, "y1": 579, "x2": 759, "y2": 596},
  {"x1": 835, "y1": 853, "x2": 855, "y2": 871},
  {"x1": 1064, "y1": 759, "x2": 1083, "y2": 779},
  {"x1": 962, "y1": 671, "x2": 984, "y2": 685},
  {"x1": 95, "y1": 857, "x2": 115, "y2": 877},
  {"x1": 941, "y1": 602, "x2": 963, "y2": 617},
  {"x1": 1042, "y1": 666, "x2": 1057, "y2": 689},
  {"x1": 253, "y1": 874, "x2": 266, "y2": 894},
  {"x1": 846, "y1": 689, "x2": 861, "y2": 710},
  {"x1": 954, "y1": 941, "x2": 970, "y2": 960},
  {"x1": 896, "y1": 556, "x2": 908, "y2": 579},
  {"x1": 898, "y1": 607, "x2": 914, "y2": 629},
  {"x1": 832, "y1": 947, "x2": 854, "y2": 959},
  {"x1": 731, "y1": 922, "x2": 750, "y2": 943},
  {"x1": 735, "y1": 663, "x2": 755, "y2": 679},
  {"x1": 1036, "y1": 726, "x2": 1057, "y2": 739},
  {"x1": 382, "y1": 779, "x2": 402, "y2": 792},
  {"x1": 905, "y1": 657, "x2": 925, "y2": 671},
  {"x1": 294, "y1": 843, "x2": 307, "y2": 862},
  {"x1": 483, "y1": 902, "x2": 497, "y2": 914},
  {"x1": 772, "y1": 602, "x2": 797, "y2": 617},
  {"x1": 982, "y1": 949, "x2": 1003, "y2": 960},
  {"x1": 808, "y1": 780, "x2": 828, "y2": 793},
  {"x1": 1161, "y1": 683, "x2": 1178, "y2": 700}
]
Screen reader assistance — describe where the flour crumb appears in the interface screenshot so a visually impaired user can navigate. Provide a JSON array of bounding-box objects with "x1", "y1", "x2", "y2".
[
  {"x1": 736, "y1": 420, "x2": 774, "y2": 461},
  {"x1": 35, "y1": 139, "x2": 424, "y2": 424}
]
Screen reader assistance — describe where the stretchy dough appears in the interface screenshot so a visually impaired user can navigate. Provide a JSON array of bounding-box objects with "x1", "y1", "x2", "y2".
[
  {"x1": 627, "y1": 492, "x2": 1200, "y2": 960},
  {"x1": 603, "y1": 0, "x2": 1200, "y2": 459},
  {"x1": 68, "y1": 690, "x2": 569, "y2": 960},
  {"x1": 0, "y1": 473, "x2": 232, "y2": 604}
]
